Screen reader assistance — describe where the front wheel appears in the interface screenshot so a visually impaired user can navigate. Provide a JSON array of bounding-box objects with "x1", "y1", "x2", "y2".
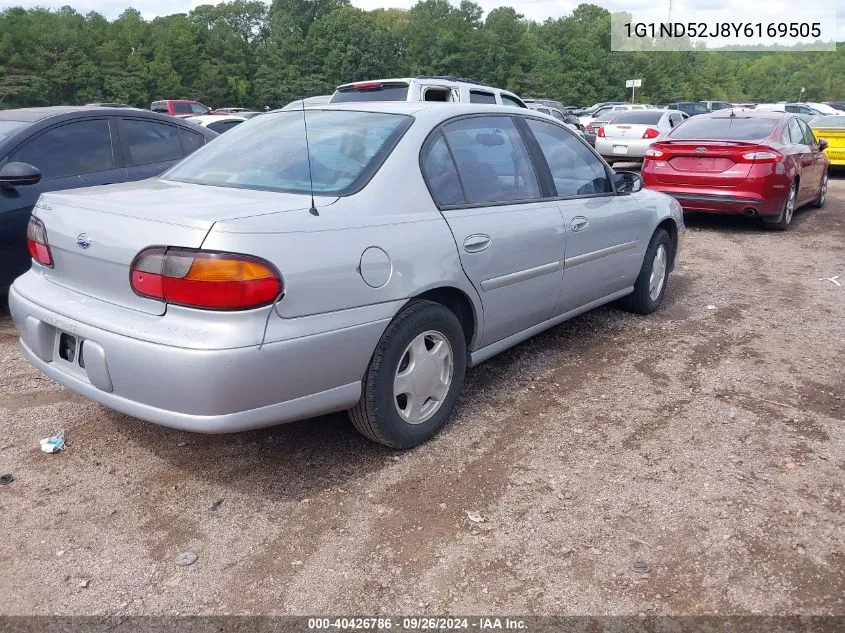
[
  {"x1": 618, "y1": 228, "x2": 671, "y2": 315},
  {"x1": 349, "y1": 300, "x2": 467, "y2": 449}
]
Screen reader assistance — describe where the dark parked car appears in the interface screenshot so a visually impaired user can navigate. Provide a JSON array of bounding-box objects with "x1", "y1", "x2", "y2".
[
  {"x1": 665, "y1": 102, "x2": 711, "y2": 117},
  {"x1": 0, "y1": 106, "x2": 217, "y2": 291}
]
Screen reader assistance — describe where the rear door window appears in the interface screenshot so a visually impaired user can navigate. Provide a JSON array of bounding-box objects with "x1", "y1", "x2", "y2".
[
  {"x1": 470, "y1": 91, "x2": 497, "y2": 105},
  {"x1": 440, "y1": 116, "x2": 540, "y2": 204},
  {"x1": 525, "y1": 118, "x2": 611, "y2": 197},
  {"x1": 798, "y1": 119, "x2": 816, "y2": 145},
  {"x1": 120, "y1": 119, "x2": 184, "y2": 164},
  {"x1": 501, "y1": 94, "x2": 526, "y2": 108},
  {"x1": 421, "y1": 134, "x2": 464, "y2": 206},
  {"x1": 179, "y1": 128, "x2": 204, "y2": 154},
  {"x1": 173, "y1": 102, "x2": 193, "y2": 114},
  {"x1": 788, "y1": 118, "x2": 805, "y2": 144},
  {"x1": 9, "y1": 118, "x2": 113, "y2": 181}
]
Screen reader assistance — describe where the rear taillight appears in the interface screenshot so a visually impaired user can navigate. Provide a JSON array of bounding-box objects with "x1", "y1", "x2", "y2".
[
  {"x1": 26, "y1": 216, "x2": 53, "y2": 267},
  {"x1": 642, "y1": 128, "x2": 660, "y2": 139},
  {"x1": 644, "y1": 148, "x2": 665, "y2": 159},
  {"x1": 740, "y1": 150, "x2": 783, "y2": 163},
  {"x1": 130, "y1": 247, "x2": 283, "y2": 310},
  {"x1": 597, "y1": 127, "x2": 605, "y2": 138},
  {"x1": 353, "y1": 81, "x2": 382, "y2": 90}
]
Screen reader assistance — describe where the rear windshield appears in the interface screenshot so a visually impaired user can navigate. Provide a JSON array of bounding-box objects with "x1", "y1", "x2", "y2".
[
  {"x1": 331, "y1": 83, "x2": 409, "y2": 103},
  {"x1": 165, "y1": 110, "x2": 411, "y2": 195},
  {"x1": 0, "y1": 120, "x2": 30, "y2": 141},
  {"x1": 611, "y1": 111, "x2": 663, "y2": 124},
  {"x1": 669, "y1": 116, "x2": 778, "y2": 140}
]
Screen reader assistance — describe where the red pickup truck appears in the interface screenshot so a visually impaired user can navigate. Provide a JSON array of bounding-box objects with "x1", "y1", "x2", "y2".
[{"x1": 150, "y1": 100, "x2": 211, "y2": 118}]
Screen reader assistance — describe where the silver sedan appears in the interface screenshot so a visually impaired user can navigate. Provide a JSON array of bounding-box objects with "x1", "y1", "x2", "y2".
[
  {"x1": 10, "y1": 102, "x2": 685, "y2": 448},
  {"x1": 595, "y1": 109, "x2": 688, "y2": 164}
]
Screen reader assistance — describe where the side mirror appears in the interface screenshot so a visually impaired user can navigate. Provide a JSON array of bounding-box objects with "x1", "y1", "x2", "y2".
[
  {"x1": 818, "y1": 138, "x2": 828, "y2": 151},
  {"x1": 614, "y1": 170, "x2": 643, "y2": 193},
  {"x1": 0, "y1": 162, "x2": 41, "y2": 188}
]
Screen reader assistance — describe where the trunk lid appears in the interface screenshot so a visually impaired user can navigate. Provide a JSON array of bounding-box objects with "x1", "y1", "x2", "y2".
[
  {"x1": 35, "y1": 180, "x2": 327, "y2": 315},
  {"x1": 649, "y1": 141, "x2": 757, "y2": 187},
  {"x1": 603, "y1": 124, "x2": 652, "y2": 140}
]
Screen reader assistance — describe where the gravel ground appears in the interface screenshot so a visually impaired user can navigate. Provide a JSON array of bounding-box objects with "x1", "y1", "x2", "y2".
[{"x1": 1, "y1": 172, "x2": 843, "y2": 617}]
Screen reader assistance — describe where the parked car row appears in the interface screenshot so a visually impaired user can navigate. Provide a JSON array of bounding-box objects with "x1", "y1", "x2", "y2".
[{"x1": 0, "y1": 76, "x2": 834, "y2": 451}]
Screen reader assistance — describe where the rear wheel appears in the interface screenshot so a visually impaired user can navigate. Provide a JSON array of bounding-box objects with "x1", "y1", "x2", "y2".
[
  {"x1": 763, "y1": 180, "x2": 797, "y2": 230},
  {"x1": 618, "y1": 228, "x2": 671, "y2": 315},
  {"x1": 811, "y1": 170, "x2": 828, "y2": 208},
  {"x1": 349, "y1": 300, "x2": 466, "y2": 449}
]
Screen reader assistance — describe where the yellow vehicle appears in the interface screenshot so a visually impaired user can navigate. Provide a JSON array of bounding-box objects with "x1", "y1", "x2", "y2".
[{"x1": 810, "y1": 115, "x2": 845, "y2": 166}]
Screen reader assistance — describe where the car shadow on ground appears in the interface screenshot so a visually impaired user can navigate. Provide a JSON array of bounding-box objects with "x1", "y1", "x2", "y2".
[{"x1": 98, "y1": 302, "x2": 634, "y2": 502}]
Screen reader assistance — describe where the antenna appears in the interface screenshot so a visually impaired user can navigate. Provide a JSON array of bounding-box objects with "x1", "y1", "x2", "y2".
[{"x1": 300, "y1": 96, "x2": 319, "y2": 217}]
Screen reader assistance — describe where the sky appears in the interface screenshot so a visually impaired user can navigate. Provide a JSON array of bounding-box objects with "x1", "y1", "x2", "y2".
[{"x1": 0, "y1": 0, "x2": 843, "y2": 40}]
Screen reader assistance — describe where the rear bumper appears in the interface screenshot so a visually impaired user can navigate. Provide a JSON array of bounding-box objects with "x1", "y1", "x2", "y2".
[
  {"x1": 595, "y1": 137, "x2": 652, "y2": 160},
  {"x1": 643, "y1": 186, "x2": 782, "y2": 216},
  {"x1": 8, "y1": 281, "x2": 393, "y2": 433}
]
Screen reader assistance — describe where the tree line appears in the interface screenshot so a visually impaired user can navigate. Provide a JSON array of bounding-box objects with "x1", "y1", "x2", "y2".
[{"x1": 0, "y1": 0, "x2": 842, "y2": 111}]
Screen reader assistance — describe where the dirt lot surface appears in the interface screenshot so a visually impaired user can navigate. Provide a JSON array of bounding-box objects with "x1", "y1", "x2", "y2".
[{"x1": 1, "y1": 172, "x2": 843, "y2": 617}]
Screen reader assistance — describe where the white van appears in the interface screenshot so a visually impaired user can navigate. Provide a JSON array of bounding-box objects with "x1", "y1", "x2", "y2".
[{"x1": 329, "y1": 76, "x2": 528, "y2": 109}]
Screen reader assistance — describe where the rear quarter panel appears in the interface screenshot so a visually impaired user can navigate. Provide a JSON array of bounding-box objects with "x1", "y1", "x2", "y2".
[{"x1": 201, "y1": 120, "x2": 484, "y2": 346}]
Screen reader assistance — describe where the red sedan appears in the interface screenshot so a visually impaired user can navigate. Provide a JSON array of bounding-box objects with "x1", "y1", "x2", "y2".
[{"x1": 642, "y1": 111, "x2": 829, "y2": 230}]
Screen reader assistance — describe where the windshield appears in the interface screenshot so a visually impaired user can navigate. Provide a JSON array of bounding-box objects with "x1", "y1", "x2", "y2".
[
  {"x1": 331, "y1": 83, "x2": 409, "y2": 103},
  {"x1": 611, "y1": 111, "x2": 663, "y2": 124},
  {"x1": 165, "y1": 109, "x2": 411, "y2": 195},
  {"x1": 0, "y1": 120, "x2": 30, "y2": 142},
  {"x1": 669, "y1": 116, "x2": 778, "y2": 140}
]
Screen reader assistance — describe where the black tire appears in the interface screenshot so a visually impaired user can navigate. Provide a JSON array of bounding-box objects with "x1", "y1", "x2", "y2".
[
  {"x1": 763, "y1": 180, "x2": 797, "y2": 231},
  {"x1": 810, "y1": 169, "x2": 828, "y2": 209},
  {"x1": 618, "y1": 228, "x2": 672, "y2": 315},
  {"x1": 348, "y1": 300, "x2": 467, "y2": 449}
]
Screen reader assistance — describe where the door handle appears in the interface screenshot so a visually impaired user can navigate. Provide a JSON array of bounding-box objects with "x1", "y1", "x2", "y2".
[
  {"x1": 463, "y1": 234, "x2": 491, "y2": 253},
  {"x1": 571, "y1": 216, "x2": 589, "y2": 232}
]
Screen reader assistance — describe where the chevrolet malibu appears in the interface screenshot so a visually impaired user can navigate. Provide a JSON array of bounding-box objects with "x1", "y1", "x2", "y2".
[{"x1": 9, "y1": 103, "x2": 684, "y2": 449}]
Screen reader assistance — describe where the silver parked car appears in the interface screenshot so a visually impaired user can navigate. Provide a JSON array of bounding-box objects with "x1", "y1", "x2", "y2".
[
  {"x1": 595, "y1": 109, "x2": 688, "y2": 164},
  {"x1": 9, "y1": 103, "x2": 684, "y2": 449}
]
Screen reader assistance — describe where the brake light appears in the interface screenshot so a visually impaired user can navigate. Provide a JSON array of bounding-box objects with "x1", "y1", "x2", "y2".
[
  {"x1": 740, "y1": 150, "x2": 783, "y2": 163},
  {"x1": 26, "y1": 216, "x2": 53, "y2": 267},
  {"x1": 644, "y1": 148, "x2": 665, "y2": 158},
  {"x1": 130, "y1": 247, "x2": 283, "y2": 310},
  {"x1": 597, "y1": 127, "x2": 605, "y2": 138},
  {"x1": 353, "y1": 81, "x2": 382, "y2": 90},
  {"x1": 642, "y1": 128, "x2": 660, "y2": 139}
]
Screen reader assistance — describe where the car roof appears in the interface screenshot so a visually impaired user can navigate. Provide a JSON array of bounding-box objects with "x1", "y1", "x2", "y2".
[
  {"x1": 700, "y1": 109, "x2": 789, "y2": 119},
  {"x1": 0, "y1": 105, "x2": 152, "y2": 122},
  {"x1": 279, "y1": 102, "x2": 547, "y2": 121}
]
